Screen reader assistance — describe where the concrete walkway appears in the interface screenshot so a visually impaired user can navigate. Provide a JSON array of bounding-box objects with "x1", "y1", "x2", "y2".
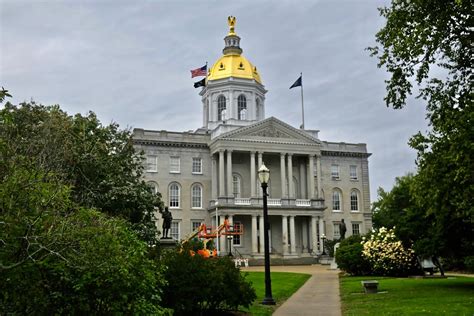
[{"x1": 241, "y1": 265, "x2": 341, "y2": 316}]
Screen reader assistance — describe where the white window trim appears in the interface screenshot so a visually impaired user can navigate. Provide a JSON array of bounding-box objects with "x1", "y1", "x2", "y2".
[
  {"x1": 146, "y1": 155, "x2": 158, "y2": 173},
  {"x1": 170, "y1": 221, "x2": 181, "y2": 241},
  {"x1": 331, "y1": 164, "x2": 340, "y2": 180},
  {"x1": 351, "y1": 222, "x2": 361, "y2": 236},
  {"x1": 332, "y1": 190, "x2": 342, "y2": 212},
  {"x1": 169, "y1": 156, "x2": 181, "y2": 174},
  {"x1": 169, "y1": 183, "x2": 181, "y2": 209},
  {"x1": 191, "y1": 184, "x2": 203, "y2": 209},
  {"x1": 192, "y1": 157, "x2": 203, "y2": 174},
  {"x1": 350, "y1": 190, "x2": 360, "y2": 212},
  {"x1": 350, "y1": 165, "x2": 358, "y2": 181},
  {"x1": 333, "y1": 223, "x2": 341, "y2": 239}
]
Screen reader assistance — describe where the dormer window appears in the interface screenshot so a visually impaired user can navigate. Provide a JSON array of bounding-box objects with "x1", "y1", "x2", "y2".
[
  {"x1": 238, "y1": 94, "x2": 247, "y2": 120},
  {"x1": 218, "y1": 95, "x2": 226, "y2": 121}
]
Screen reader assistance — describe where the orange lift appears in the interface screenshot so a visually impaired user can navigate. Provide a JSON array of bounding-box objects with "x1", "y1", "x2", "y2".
[{"x1": 180, "y1": 218, "x2": 244, "y2": 258}]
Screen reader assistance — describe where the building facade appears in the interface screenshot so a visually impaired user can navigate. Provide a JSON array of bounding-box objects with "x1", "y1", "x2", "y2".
[{"x1": 133, "y1": 18, "x2": 372, "y2": 259}]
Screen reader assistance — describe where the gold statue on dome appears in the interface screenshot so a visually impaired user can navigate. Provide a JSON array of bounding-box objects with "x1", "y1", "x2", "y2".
[{"x1": 228, "y1": 16, "x2": 236, "y2": 35}]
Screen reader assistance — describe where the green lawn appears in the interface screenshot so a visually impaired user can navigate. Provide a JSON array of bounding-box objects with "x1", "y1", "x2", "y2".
[
  {"x1": 340, "y1": 276, "x2": 474, "y2": 315},
  {"x1": 240, "y1": 271, "x2": 311, "y2": 315}
]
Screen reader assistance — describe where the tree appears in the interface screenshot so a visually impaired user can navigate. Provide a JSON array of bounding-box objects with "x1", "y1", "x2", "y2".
[
  {"x1": 369, "y1": 0, "x2": 473, "y2": 262},
  {"x1": 0, "y1": 101, "x2": 163, "y2": 245},
  {"x1": 1, "y1": 97, "x2": 168, "y2": 313}
]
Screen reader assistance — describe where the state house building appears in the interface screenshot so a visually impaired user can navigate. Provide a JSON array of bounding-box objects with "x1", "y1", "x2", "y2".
[{"x1": 133, "y1": 18, "x2": 372, "y2": 259}]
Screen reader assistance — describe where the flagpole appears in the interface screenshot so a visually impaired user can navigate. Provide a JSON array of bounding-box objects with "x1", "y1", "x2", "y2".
[{"x1": 300, "y1": 72, "x2": 305, "y2": 129}]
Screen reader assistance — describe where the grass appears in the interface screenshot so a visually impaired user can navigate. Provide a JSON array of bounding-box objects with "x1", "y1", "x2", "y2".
[
  {"x1": 240, "y1": 271, "x2": 311, "y2": 315},
  {"x1": 340, "y1": 275, "x2": 474, "y2": 315}
]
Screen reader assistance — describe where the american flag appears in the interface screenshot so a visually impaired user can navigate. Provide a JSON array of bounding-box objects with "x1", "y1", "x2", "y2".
[{"x1": 191, "y1": 65, "x2": 207, "y2": 78}]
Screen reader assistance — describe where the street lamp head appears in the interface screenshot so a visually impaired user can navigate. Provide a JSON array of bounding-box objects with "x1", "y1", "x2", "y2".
[{"x1": 258, "y1": 163, "x2": 270, "y2": 184}]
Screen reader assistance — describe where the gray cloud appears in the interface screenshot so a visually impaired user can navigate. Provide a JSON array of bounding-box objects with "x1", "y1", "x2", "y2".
[{"x1": 0, "y1": 0, "x2": 428, "y2": 201}]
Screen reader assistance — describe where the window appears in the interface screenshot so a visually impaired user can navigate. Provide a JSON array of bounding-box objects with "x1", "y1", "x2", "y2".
[
  {"x1": 191, "y1": 221, "x2": 202, "y2": 231},
  {"x1": 233, "y1": 221, "x2": 241, "y2": 246},
  {"x1": 350, "y1": 165, "x2": 358, "y2": 180},
  {"x1": 170, "y1": 221, "x2": 180, "y2": 240},
  {"x1": 147, "y1": 181, "x2": 158, "y2": 194},
  {"x1": 352, "y1": 223, "x2": 360, "y2": 236},
  {"x1": 170, "y1": 156, "x2": 180, "y2": 173},
  {"x1": 192, "y1": 157, "x2": 202, "y2": 174},
  {"x1": 146, "y1": 155, "x2": 157, "y2": 172},
  {"x1": 332, "y1": 189, "x2": 341, "y2": 211},
  {"x1": 218, "y1": 95, "x2": 226, "y2": 121},
  {"x1": 350, "y1": 190, "x2": 359, "y2": 211},
  {"x1": 333, "y1": 223, "x2": 340, "y2": 239},
  {"x1": 232, "y1": 174, "x2": 241, "y2": 198},
  {"x1": 169, "y1": 183, "x2": 180, "y2": 208},
  {"x1": 238, "y1": 94, "x2": 247, "y2": 120},
  {"x1": 256, "y1": 98, "x2": 261, "y2": 119},
  {"x1": 331, "y1": 164, "x2": 340, "y2": 179},
  {"x1": 191, "y1": 184, "x2": 202, "y2": 208}
]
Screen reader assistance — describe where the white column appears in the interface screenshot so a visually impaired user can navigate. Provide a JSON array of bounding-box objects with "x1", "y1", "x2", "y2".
[
  {"x1": 318, "y1": 217, "x2": 325, "y2": 253},
  {"x1": 226, "y1": 150, "x2": 233, "y2": 197},
  {"x1": 282, "y1": 215, "x2": 289, "y2": 255},
  {"x1": 289, "y1": 215, "x2": 296, "y2": 254},
  {"x1": 211, "y1": 155, "x2": 217, "y2": 200},
  {"x1": 300, "y1": 160, "x2": 306, "y2": 199},
  {"x1": 250, "y1": 151, "x2": 256, "y2": 198},
  {"x1": 311, "y1": 216, "x2": 318, "y2": 254},
  {"x1": 316, "y1": 154, "x2": 322, "y2": 198},
  {"x1": 309, "y1": 155, "x2": 315, "y2": 199},
  {"x1": 259, "y1": 215, "x2": 264, "y2": 254},
  {"x1": 219, "y1": 150, "x2": 225, "y2": 197},
  {"x1": 302, "y1": 217, "x2": 308, "y2": 253},
  {"x1": 287, "y1": 154, "x2": 294, "y2": 198},
  {"x1": 280, "y1": 153, "x2": 287, "y2": 198},
  {"x1": 252, "y1": 215, "x2": 258, "y2": 254},
  {"x1": 258, "y1": 152, "x2": 263, "y2": 169}
]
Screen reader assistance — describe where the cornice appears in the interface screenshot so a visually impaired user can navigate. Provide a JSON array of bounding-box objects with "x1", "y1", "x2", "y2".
[
  {"x1": 133, "y1": 139, "x2": 208, "y2": 149},
  {"x1": 321, "y1": 150, "x2": 372, "y2": 158}
]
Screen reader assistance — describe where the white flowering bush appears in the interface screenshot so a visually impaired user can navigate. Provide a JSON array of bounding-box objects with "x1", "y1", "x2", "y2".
[{"x1": 362, "y1": 227, "x2": 418, "y2": 276}]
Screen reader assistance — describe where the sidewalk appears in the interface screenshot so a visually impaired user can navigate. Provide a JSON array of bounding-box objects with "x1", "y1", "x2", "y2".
[{"x1": 241, "y1": 265, "x2": 341, "y2": 316}]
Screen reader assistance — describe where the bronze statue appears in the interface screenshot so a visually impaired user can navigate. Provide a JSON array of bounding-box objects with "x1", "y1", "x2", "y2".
[
  {"x1": 160, "y1": 207, "x2": 173, "y2": 239},
  {"x1": 339, "y1": 219, "x2": 347, "y2": 240}
]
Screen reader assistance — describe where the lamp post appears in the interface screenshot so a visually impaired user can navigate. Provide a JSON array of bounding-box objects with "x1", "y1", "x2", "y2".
[
  {"x1": 215, "y1": 201, "x2": 219, "y2": 256},
  {"x1": 258, "y1": 163, "x2": 275, "y2": 305},
  {"x1": 321, "y1": 234, "x2": 326, "y2": 255}
]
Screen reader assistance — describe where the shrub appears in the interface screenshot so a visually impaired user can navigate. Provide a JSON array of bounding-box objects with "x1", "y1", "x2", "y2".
[
  {"x1": 161, "y1": 247, "x2": 256, "y2": 315},
  {"x1": 335, "y1": 235, "x2": 371, "y2": 275},
  {"x1": 362, "y1": 227, "x2": 419, "y2": 276}
]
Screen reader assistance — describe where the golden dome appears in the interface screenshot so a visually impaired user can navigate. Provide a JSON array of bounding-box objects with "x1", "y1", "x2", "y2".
[
  {"x1": 207, "y1": 16, "x2": 262, "y2": 84},
  {"x1": 208, "y1": 55, "x2": 262, "y2": 84}
]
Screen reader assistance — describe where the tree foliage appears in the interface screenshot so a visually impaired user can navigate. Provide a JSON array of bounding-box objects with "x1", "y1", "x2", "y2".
[
  {"x1": 161, "y1": 247, "x2": 256, "y2": 315},
  {"x1": 0, "y1": 101, "x2": 162, "y2": 244},
  {"x1": 369, "y1": 0, "x2": 473, "y2": 261},
  {"x1": 0, "y1": 99, "x2": 169, "y2": 313}
]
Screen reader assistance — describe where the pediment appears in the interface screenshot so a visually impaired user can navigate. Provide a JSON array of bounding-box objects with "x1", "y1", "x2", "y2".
[{"x1": 216, "y1": 117, "x2": 320, "y2": 145}]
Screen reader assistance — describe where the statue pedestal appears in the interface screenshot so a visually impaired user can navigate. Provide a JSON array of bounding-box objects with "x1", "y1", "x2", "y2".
[
  {"x1": 159, "y1": 238, "x2": 177, "y2": 250},
  {"x1": 329, "y1": 242, "x2": 340, "y2": 270}
]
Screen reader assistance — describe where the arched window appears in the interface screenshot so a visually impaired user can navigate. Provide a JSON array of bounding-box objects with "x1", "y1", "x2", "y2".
[
  {"x1": 147, "y1": 181, "x2": 159, "y2": 194},
  {"x1": 332, "y1": 189, "x2": 342, "y2": 211},
  {"x1": 218, "y1": 95, "x2": 226, "y2": 121},
  {"x1": 191, "y1": 184, "x2": 202, "y2": 208},
  {"x1": 169, "y1": 183, "x2": 181, "y2": 208},
  {"x1": 238, "y1": 94, "x2": 247, "y2": 120},
  {"x1": 232, "y1": 174, "x2": 241, "y2": 198},
  {"x1": 350, "y1": 190, "x2": 359, "y2": 211}
]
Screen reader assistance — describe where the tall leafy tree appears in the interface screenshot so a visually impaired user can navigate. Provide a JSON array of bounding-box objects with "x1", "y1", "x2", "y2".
[
  {"x1": 369, "y1": 0, "x2": 473, "y2": 261},
  {"x1": 1, "y1": 101, "x2": 162, "y2": 245}
]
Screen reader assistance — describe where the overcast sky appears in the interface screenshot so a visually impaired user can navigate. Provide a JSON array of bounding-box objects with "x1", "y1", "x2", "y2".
[{"x1": 1, "y1": 0, "x2": 428, "y2": 201}]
